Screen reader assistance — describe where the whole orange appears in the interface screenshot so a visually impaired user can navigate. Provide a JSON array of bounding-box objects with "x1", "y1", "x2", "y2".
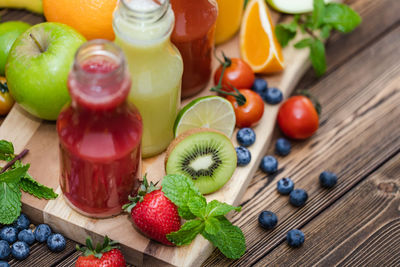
[{"x1": 43, "y1": 0, "x2": 118, "y2": 40}]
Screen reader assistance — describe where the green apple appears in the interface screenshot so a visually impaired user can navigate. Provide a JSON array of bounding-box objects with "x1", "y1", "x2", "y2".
[
  {"x1": 6, "y1": 22, "x2": 86, "y2": 120},
  {"x1": 266, "y1": 0, "x2": 332, "y2": 14},
  {"x1": 0, "y1": 21, "x2": 31, "y2": 75}
]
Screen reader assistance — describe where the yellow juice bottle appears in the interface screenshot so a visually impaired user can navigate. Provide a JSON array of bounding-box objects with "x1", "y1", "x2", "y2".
[
  {"x1": 113, "y1": 0, "x2": 183, "y2": 158},
  {"x1": 215, "y1": 0, "x2": 245, "y2": 44}
]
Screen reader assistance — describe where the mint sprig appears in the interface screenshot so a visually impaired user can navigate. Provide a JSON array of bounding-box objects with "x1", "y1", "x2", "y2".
[
  {"x1": 275, "y1": 0, "x2": 361, "y2": 76},
  {"x1": 0, "y1": 140, "x2": 58, "y2": 224},
  {"x1": 162, "y1": 174, "x2": 245, "y2": 259}
]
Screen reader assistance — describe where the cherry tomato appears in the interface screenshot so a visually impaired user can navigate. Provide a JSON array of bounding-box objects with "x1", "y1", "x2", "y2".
[
  {"x1": 277, "y1": 95, "x2": 319, "y2": 139},
  {"x1": 227, "y1": 89, "x2": 264, "y2": 128},
  {"x1": 214, "y1": 57, "x2": 255, "y2": 93},
  {"x1": 0, "y1": 77, "x2": 14, "y2": 116}
]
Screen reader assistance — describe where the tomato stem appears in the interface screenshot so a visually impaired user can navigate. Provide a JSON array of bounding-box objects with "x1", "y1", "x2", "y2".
[
  {"x1": 210, "y1": 85, "x2": 247, "y2": 106},
  {"x1": 297, "y1": 90, "x2": 322, "y2": 116}
]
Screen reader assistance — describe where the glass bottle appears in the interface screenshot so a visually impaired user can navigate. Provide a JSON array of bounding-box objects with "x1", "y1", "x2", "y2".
[
  {"x1": 113, "y1": 0, "x2": 183, "y2": 158},
  {"x1": 170, "y1": 0, "x2": 218, "y2": 98},
  {"x1": 57, "y1": 40, "x2": 143, "y2": 218},
  {"x1": 215, "y1": 0, "x2": 245, "y2": 44}
]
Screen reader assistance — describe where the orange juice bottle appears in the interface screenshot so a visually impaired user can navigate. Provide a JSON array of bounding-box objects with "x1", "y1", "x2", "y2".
[{"x1": 215, "y1": 0, "x2": 245, "y2": 44}]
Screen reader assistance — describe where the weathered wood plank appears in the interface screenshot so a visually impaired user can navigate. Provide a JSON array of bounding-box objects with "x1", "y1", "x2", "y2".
[
  {"x1": 203, "y1": 23, "x2": 400, "y2": 267},
  {"x1": 255, "y1": 153, "x2": 400, "y2": 266},
  {"x1": 296, "y1": 0, "x2": 400, "y2": 90},
  {"x1": 7, "y1": 238, "x2": 77, "y2": 267}
]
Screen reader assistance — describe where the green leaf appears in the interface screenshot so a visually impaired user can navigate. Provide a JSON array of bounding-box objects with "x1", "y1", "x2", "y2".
[
  {"x1": 19, "y1": 174, "x2": 58, "y2": 199},
  {"x1": 0, "y1": 140, "x2": 14, "y2": 161},
  {"x1": 309, "y1": 39, "x2": 327, "y2": 77},
  {"x1": 312, "y1": 0, "x2": 325, "y2": 28},
  {"x1": 201, "y1": 217, "x2": 246, "y2": 259},
  {"x1": 167, "y1": 219, "x2": 205, "y2": 246},
  {"x1": 187, "y1": 196, "x2": 207, "y2": 219},
  {"x1": 0, "y1": 164, "x2": 29, "y2": 184},
  {"x1": 204, "y1": 217, "x2": 221, "y2": 235},
  {"x1": 0, "y1": 181, "x2": 21, "y2": 224},
  {"x1": 321, "y1": 24, "x2": 332, "y2": 39},
  {"x1": 162, "y1": 174, "x2": 205, "y2": 220},
  {"x1": 294, "y1": 38, "x2": 313, "y2": 49},
  {"x1": 323, "y1": 3, "x2": 362, "y2": 33},
  {"x1": 275, "y1": 23, "x2": 297, "y2": 47},
  {"x1": 205, "y1": 200, "x2": 241, "y2": 218}
]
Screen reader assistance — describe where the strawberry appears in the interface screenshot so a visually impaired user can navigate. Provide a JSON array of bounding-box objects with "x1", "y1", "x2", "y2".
[
  {"x1": 76, "y1": 236, "x2": 126, "y2": 267},
  {"x1": 123, "y1": 176, "x2": 181, "y2": 245}
]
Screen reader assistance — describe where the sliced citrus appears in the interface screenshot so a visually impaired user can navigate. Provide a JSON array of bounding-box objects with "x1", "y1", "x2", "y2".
[
  {"x1": 240, "y1": 0, "x2": 284, "y2": 74},
  {"x1": 173, "y1": 96, "x2": 236, "y2": 138}
]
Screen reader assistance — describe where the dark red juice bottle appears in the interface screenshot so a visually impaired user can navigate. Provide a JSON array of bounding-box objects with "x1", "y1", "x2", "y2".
[
  {"x1": 57, "y1": 40, "x2": 143, "y2": 218},
  {"x1": 170, "y1": 0, "x2": 218, "y2": 98}
]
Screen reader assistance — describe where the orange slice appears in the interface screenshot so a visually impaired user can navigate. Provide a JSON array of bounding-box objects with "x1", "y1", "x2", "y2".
[{"x1": 240, "y1": 0, "x2": 284, "y2": 73}]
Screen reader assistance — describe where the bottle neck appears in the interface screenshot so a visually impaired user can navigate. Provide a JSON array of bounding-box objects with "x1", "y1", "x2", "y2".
[
  {"x1": 68, "y1": 40, "x2": 131, "y2": 111},
  {"x1": 113, "y1": 0, "x2": 175, "y2": 47}
]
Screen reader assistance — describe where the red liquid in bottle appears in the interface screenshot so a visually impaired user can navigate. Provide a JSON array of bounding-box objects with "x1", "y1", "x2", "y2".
[
  {"x1": 57, "y1": 40, "x2": 143, "y2": 218},
  {"x1": 171, "y1": 0, "x2": 218, "y2": 98}
]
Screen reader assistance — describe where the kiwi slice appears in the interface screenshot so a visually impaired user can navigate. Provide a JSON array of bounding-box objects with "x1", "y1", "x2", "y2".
[{"x1": 165, "y1": 128, "x2": 237, "y2": 194}]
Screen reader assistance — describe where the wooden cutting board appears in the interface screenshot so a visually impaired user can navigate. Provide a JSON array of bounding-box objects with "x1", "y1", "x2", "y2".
[{"x1": 0, "y1": 11, "x2": 312, "y2": 266}]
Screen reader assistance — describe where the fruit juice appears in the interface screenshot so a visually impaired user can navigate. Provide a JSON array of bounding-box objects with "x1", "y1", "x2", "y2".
[
  {"x1": 113, "y1": 0, "x2": 183, "y2": 158},
  {"x1": 170, "y1": 0, "x2": 218, "y2": 98},
  {"x1": 215, "y1": 0, "x2": 245, "y2": 44},
  {"x1": 57, "y1": 40, "x2": 143, "y2": 218}
]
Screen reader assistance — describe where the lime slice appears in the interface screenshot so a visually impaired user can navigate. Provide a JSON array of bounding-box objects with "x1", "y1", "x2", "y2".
[
  {"x1": 174, "y1": 96, "x2": 236, "y2": 138},
  {"x1": 266, "y1": 0, "x2": 332, "y2": 14}
]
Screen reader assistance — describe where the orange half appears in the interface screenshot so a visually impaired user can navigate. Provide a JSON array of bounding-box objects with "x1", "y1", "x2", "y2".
[{"x1": 240, "y1": 0, "x2": 284, "y2": 73}]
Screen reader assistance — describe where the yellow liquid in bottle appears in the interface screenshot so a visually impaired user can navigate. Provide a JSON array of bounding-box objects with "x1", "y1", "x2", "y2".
[
  {"x1": 215, "y1": 0, "x2": 245, "y2": 44},
  {"x1": 113, "y1": 0, "x2": 183, "y2": 158}
]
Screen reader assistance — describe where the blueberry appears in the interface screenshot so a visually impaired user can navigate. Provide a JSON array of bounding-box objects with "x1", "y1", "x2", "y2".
[
  {"x1": 236, "y1": 146, "x2": 251, "y2": 166},
  {"x1": 319, "y1": 171, "x2": 338, "y2": 188},
  {"x1": 237, "y1": 128, "x2": 256, "y2": 147},
  {"x1": 263, "y1": 87, "x2": 283, "y2": 104},
  {"x1": 251, "y1": 78, "x2": 268, "y2": 96},
  {"x1": 47, "y1": 233, "x2": 66, "y2": 252},
  {"x1": 277, "y1": 178, "x2": 294, "y2": 195},
  {"x1": 34, "y1": 224, "x2": 52, "y2": 243},
  {"x1": 0, "y1": 261, "x2": 9, "y2": 267},
  {"x1": 287, "y1": 229, "x2": 305, "y2": 247},
  {"x1": 289, "y1": 189, "x2": 308, "y2": 207},
  {"x1": 0, "y1": 227, "x2": 18, "y2": 244},
  {"x1": 18, "y1": 229, "x2": 35, "y2": 246},
  {"x1": 260, "y1": 155, "x2": 278, "y2": 174},
  {"x1": 13, "y1": 214, "x2": 30, "y2": 231},
  {"x1": 11, "y1": 241, "x2": 29, "y2": 260},
  {"x1": 275, "y1": 138, "x2": 291, "y2": 156},
  {"x1": 0, "y1": 240, "x2": 10, "y2": 260},
  {"x1": 258, "y1": 211, "x2": 278, "y2": 229}
]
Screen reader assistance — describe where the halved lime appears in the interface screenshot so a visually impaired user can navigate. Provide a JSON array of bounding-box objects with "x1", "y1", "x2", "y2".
[
  {"x1": 266, "y1": 0, "x2": 332, "y2": 14},
  {"x1": 174, "y1": 96, "x2": 236, "y2": 138}
]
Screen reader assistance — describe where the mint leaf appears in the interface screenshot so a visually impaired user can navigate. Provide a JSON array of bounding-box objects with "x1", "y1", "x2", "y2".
[
  {"x1": 162, "y1": 174, "x2": 205, "y2": 220},
  {"x1": 321, "y1": 24, "x2": 332, "y2": 39},
  {"x1": 294, "y1": 38, "x2": 314, "y2": 49},
  {"x1": 19, "y1": 174, "x2": 58, "y2": 199},
  {"x1": 188, "y1": 196, "x2": 207, "y2": 219},
  {"x1": 312, "y1": 0, "x2": 325, "y2": 28},
  {"x1": 0, "y1": 164, "x2": 29, "y2": 184},
  {"x1": 167, "y1": 219, "x2": 204, "y2": 246},
  {"x1": 309, "y1": 39, "x2": 327, "y2": 76},
  {"x1": 323, "y1": 3, "x2": 362, "y2": 33},
  {"x1": 0, "y1": 140, "x2": 14, "y2": 161},
  {"x1": 201, "y1": 216, "x2": 246, "y2": 259},
  {"x1": 275, "y1": 23, "x2": 297, "y2": 48},
  {"x1": 205, "y1": 200, "x2": 241, "y2": 217},
  {"x1": 204, "y1": 217, "x2": 221, "y2": 235},
  {"x1": 0, "y1": 181, "x2": 21, "y2": 224}
]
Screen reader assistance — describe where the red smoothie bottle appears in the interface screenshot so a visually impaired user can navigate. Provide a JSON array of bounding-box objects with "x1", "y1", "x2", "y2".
[
  {"x1": 57, "y1": 40, "x2": 143, "y2": 218},
  {"x1": 170, "y1": 0, "x2": 218, "y2": 98}
]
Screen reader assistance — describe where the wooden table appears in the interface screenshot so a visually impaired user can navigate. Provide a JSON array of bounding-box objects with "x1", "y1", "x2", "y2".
[{"x1": 2, "y1": 0, "x2": 400, "y2": 265}]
